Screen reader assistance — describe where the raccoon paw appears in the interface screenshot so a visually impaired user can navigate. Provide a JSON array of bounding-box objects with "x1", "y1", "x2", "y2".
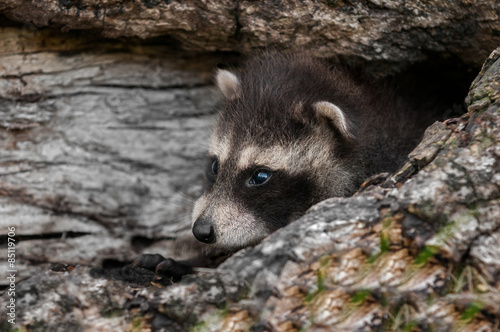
[
  {"x1": 132, "y1": 253, "x2": 166, "y2": 271},
  {"x1": 155, "y1": 258, "x2": 194, "y2": 284},
  {"x1": 132, "y1": 254, "x2": 194, "y2": 286}
]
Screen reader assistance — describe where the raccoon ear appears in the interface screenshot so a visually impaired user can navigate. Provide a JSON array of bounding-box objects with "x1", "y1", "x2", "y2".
[
  {"x1": 216, "y1": 69, "x2": 240, "y2": 100},
  {"x1": 313, "y1": 101, "x2": 356, "y2": 140}
]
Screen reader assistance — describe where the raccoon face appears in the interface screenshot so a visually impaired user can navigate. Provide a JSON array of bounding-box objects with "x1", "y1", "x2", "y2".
[
  {"x1": 192, "y1": 59, "x2": 359, "y2": 251},
  {"x1": 192, "y1": 142, "x2": 320, "y2": 250}
]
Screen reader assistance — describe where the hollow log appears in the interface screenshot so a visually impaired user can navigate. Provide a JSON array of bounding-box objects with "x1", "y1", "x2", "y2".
[{"x1": 0, "y1": 1, "x2": 499, "y2": 331}]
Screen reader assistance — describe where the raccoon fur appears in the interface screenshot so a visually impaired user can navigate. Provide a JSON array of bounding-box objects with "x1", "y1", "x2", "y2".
[{"x1": 191, "y1": 52, "x2": 434, "y2": 252}]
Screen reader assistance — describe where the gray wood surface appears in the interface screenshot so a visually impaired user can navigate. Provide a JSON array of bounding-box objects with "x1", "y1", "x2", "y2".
[
  {"x1": 0, "y1": 47, "x2": 226, "y2": 284},
  {"x1": 1, "y1": 0, "x2": 499, "y2": 74},
  {"x1": 0, "y1": 2, "x2": 499, "y2": 330}
]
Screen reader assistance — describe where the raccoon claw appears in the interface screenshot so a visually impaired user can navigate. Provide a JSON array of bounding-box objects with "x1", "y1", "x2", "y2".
[
  {"x1": 155, "y1": 258, "x2": 194, "y2": 284},
  {"x1": 132, "y1": 253, "x2": 166, "y2": 271},
  {"x1": 132, "y1": 254, "x2": 194, "y2": 285}
]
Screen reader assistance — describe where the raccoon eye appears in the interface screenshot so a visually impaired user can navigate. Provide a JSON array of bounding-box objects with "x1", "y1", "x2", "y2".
[
  {"x1": 211, "y1": 159, "x2": 219, "y2": 175},
  {"x1": 248, "y1": 168, "x2": 272, "y2": 186}
]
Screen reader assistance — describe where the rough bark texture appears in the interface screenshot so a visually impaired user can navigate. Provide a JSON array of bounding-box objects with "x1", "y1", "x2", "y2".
[
  {"x1": 0, "y1": 47, "x2": 228, "y2": 283},
  {"x1": 1, "y1": 47, "x2": 499, "y2": 331},
  {"x1": 0, "y1": 0, "x2": 499, "y2": 73},
  {"x1": 0, "y1": 1, "x2": 499, "y2": 331}
]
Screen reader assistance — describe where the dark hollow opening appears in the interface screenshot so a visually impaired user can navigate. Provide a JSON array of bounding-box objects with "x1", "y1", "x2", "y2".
[{"x1": 387, "y1": 52, "x2": 478, "y2": 123}]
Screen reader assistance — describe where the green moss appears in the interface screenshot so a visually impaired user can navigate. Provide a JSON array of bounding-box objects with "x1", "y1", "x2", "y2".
[
  {"x1": 304, "y1": 290, "x2": 316, "y2": 303},
  {"x1": 189, "y1": 320, "x2": 207, "y2": 332},
  {"x1": 350, "y1": 290, "x2": 371, "y2": 306},
  {"x1": 317, "y1": 269, "x2": 326, "y2": 293},
  {"x1": 0, "y1": 323, "x2": 22, "y2": 332},
  {"x1": 460, "y1": 301, "x2": 483, "y2": 322},
  {"x1": 366, "y1": 234, "x2": 390, "y2": 265},
  {"x1": 189, "y1": 306, "x2": 239, "y2": 332},
  {"x1": 424, "y1": 220, "x2": 458, "y2": 249},
  {"x1": 474, "y1": 134, "x2": 494, "y2": 152},
  {"x1": 402, "y1": 321, "x2": 418, "y2": 332},
  {"x1": 305, "y1": 269, "x2": 327, "y2": 303},
  {"x1": 379, "y1": 293, "x2": 389, "y2": 307},
  {"x1": 319, "y1": 254, "x2": 331, "y2": 267},
  {"x1": 380, "y1": 231, "x2": 391, "y2": 253},
  {"x1": 130, "y1": 317, "x2": 145, "y2": 332},
  {"x1": 479, "y1": 135, "x2": 493, "y2": 147},
  {"x1": 413, "y1": 245, "x2": 439, "y2": 266},
  {"x1": 385, "y1": 302, "x2": 421, "y2": 332},
  {"x1": 370, "y1": 210, "x2": 403, "y2": 262},
  {"x1": 441, "y1": 220, "x2": 457, "y2": 234},
  {"x1": 101, "y1": 305, "x2": 124, "y2": 318},
  {"x1": 217, "y1": 302, "x2": 230, "y2": 317},
  {"x1": 382, "y1": 212, "x2": 396, "y2": 227}
]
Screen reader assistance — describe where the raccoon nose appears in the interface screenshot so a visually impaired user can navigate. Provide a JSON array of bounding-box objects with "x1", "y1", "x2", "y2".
[{"x1": 192, "y1": 218, "x2": 216, "y2": 244}]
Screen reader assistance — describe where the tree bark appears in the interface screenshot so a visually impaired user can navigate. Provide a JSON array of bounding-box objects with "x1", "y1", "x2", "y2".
[
  {"x1": 0, "y1": 0, "x2": 499, "y2": 73},
  {"x1": 1, "y1": 47, "x2": 499, "y2": 330},
  {"x1": 0, "y1": 45, "x2": 228, "y2": 282},
  {"x1": 0, "y1": 1, "x2": 499, "y2": 331}
]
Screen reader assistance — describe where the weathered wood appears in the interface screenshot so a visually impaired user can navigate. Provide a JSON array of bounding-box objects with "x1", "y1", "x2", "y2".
[
  {"x1": 0, "y1": 1, "x2": 499, "y2": 330},
  {"x1": 0, "y1": 0, "x2": 499, "y2": 73},
  {"x1": 1, "y1": 44, "x2": 499, "y2": 332},
  {"x1": 0, "y1": 43, "x2": 229, "y2": 284}
]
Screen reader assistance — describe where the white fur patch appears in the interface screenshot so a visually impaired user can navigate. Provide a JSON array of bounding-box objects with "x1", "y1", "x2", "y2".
[
  {"x1": 313, "y1": 101, "x2": 355, "y2": 140},
  {"x1": 212, "y1": 200, "x2": 268, "y2": 250},
  {"x1": 237, "y1": 144, "x2": 300, "y2": 171},
  {"x1": 236, "y1": 139, "x2": 333, "y2": 174},
  {"x1": 216, "y1": 69, "x2": 240, "y2": 100},
  {"x1": 237, "y1": 145, "x2": 260, "y2": 169},
  {"x1": 192, "y1": 194, "x2": 269, "y2": 250},
  {"x1": 191, "y1": 195, "x2": 207, "y2": 222},
  {"x1": 209, "y1": 131, "x2": 231, "y2": 164}
]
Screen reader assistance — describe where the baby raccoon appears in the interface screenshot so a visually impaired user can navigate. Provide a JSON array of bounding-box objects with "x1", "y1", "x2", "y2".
[
  {"x1": 191, "y1": 52, "x2": 431, "y2": 251},
  {"x1": 133, "y1": 52, "x2": 434, "y2": 282}
]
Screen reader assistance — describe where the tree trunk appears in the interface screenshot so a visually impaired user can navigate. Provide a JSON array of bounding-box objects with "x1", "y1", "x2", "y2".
[
  {"x1": 0, "y1": 0, "x2": 499, "y2": 73},
  {"x1": 0, "y1": 1, "x2": 499, "y2": 331}
]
